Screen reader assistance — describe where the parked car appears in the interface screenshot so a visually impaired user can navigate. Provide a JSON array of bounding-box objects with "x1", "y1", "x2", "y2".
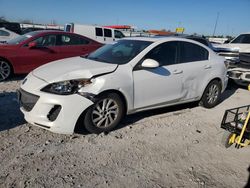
[
  {"x1": 18, "y1": 37, "x2": 228, "y2": 134},
  {"x1": 21, "y1": 27, "x2": 62, "y2": 34},
  {"x1": 0, "y1": 27, "x2": 19, "y2": 43},
  {"x1": 0, "y1": 22, "x2": 22, "y2": 34},
  {"x1": 0, "y1": 30, "x2": 102, "y2": 81},
  {"x1": 64, "y1": 23, "x2": 125, "y2": 44},
  {"x1": 227, "y1": 52, "x2": 250, "y2": 86},
  {"x1": 214, "y1": 33, "x2": 250, "y2": 61},
  {"x1": 157, "y1": 34, "x2": 217, "y2": 51}
]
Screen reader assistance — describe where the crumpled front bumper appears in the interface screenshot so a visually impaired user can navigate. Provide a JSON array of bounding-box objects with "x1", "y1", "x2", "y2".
[{"x1": 19, "y1": 73, "x2": 94, "y2": 134}]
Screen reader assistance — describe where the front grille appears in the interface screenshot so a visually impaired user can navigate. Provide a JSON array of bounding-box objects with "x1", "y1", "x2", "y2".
[
  {"x1": 239, "y1": 53, "x2": 250, "y2": 63},
  {"x1": 18, "y1": 89, "x2": 39, "y2": 112},
  {"x1": 228, "y1": 71, "x2": 241, "y2": 79}
]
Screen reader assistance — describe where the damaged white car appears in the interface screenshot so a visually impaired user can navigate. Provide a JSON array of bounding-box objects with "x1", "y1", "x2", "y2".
[{"x1": 18, "y1": 37, "x2": 228, "y2": 134}]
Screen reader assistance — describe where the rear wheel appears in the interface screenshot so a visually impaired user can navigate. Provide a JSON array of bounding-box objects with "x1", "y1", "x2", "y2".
[
  {"x1": 84, "y1": 93, "x2": 125, "y2": 134},
  {"x1": 200, "y1": 80, "x2": 222, "y2": 108},
  {"x1": 0, "y1": 59, "x2": 12, "y2": 81}
]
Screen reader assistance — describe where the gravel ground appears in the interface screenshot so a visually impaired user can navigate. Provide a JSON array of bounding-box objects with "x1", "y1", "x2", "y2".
[{"x1": 0, "y1": 77, "x2": 250, "y2": 188}]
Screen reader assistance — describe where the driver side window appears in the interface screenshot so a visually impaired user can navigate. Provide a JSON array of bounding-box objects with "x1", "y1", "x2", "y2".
[
  {"x1": 32, "y1": 35, "x2": 56, "y2": 47},
  {"x1": 145, "y1": 42, "x2": 178, "y2": 66}
]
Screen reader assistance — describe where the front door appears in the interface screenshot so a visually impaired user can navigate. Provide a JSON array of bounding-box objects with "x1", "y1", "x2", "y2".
[
  {"x1": 133, "y1": 41, "x2": 183, "y2": 109},
  {"x1": 17, "y1": 34, "x2": 60, "y2": 73}
]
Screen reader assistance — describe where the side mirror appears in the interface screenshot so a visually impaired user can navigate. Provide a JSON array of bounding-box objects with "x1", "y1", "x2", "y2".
[
  {"x1": 141, "y1": 59, "x2": 160, "y2": 68},
  {"x1": 28, "y1": 42, "x2": 37, "y2": 48}
]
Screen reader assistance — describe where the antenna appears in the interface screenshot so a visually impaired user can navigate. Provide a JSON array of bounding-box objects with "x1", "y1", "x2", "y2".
[{"x1": 213, "y1": 12, "x2": 220, "y2": 36}]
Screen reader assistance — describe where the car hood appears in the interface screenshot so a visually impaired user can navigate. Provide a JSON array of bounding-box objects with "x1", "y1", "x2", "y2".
[
  {"x1": 214, "y1": 43, "x2": 250, "y2": 53},
  {"x1": 32, "y1": 56, "x2": 118, "y2": 83},
  {"x1": 213, "y1": 44, "x2": 240, "y2": 53}
]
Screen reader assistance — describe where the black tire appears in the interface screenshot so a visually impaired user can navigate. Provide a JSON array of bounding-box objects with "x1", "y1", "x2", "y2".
[
  {"x1": 84, "y1": 93, "x2": 125, "y2": 134},
  {"x1": 221, "y1": 132, "x2": 234, "y2": 148},
  {"x1": 0, "y1": 59, "x2": 12, "y2": 82},
  {"x1": 199, "y1": 80, "x2": 222, "y2": 108}
]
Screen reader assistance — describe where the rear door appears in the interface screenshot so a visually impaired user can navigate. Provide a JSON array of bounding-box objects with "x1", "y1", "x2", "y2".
[
  {"x1": 95, "y1": 27, "x2": 104, "y2": 43},
  {"x1": 177, "y1": 41, "x2": 210, "y2": 100},
  {"x1": 103, "y1": 28, "x2": 114, "y2": 43},
  {"x1": 56, "y1": 34, "x2": 100, "y2": 58}
]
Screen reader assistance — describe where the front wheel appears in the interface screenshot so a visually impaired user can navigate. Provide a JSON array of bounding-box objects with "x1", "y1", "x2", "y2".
[
  {"x1": 200, "y1": 80, "x2": 222, "y2": 108},
  {"x1": 0, "y1": 59, "x2": 12, "y2": 82},
  {"x1": 84, "y1": 93, "x2": 125, "y2": 134}
]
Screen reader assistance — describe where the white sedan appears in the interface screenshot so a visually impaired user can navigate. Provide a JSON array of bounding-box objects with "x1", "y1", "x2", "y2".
[
  {"x1": 18, "y1": 37, "x2": 228, "y2": 134},
  {"x1": 0, "y1": 28, "x2": 19, "y2": 43}
]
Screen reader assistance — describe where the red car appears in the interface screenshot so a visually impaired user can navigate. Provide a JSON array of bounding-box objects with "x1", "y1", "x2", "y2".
[{"x1": 0, "y1": 30, "x2": 102, "y2": 81}]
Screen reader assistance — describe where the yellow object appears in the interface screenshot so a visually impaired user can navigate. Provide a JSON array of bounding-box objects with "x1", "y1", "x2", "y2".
[
  {"x1": 176, "y1": 27, "x2": 185, "y2": 33},
  {"x1": 228, "y1": 133, "x2": 236, "y2": 145},
  {"x1": 248, "y1": 84, "x2": 250, "y2": 91},
  {"x1": 236, "y1": 111, "x2": 250, "y2": 147}
]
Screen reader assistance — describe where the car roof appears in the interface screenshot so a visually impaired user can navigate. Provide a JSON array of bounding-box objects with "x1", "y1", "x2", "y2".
[
  {"x1": 29, "y1": 30, "x2": 66, "y2": 34},
  {"x1": 123, "y1": 36, "x2": 207, "y2": 43}
]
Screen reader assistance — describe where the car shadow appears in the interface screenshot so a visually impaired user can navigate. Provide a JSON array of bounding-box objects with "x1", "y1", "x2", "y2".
[
  {"x1": 0, "y1": 91, "x2": 25, "y2": 132},
  {"x1": 0, "y1": 74, "x2": 26, "y2": 83}
]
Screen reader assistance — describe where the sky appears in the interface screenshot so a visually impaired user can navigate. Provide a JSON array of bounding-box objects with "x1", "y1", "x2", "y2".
[{"x1": 0, "y1": 0, "x2": 249, "y2": 36}]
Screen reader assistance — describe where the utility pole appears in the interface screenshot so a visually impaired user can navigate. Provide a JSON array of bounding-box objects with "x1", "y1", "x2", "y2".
[{"x1": 213, "y1": 12, "x2": 220, "y2": 36}]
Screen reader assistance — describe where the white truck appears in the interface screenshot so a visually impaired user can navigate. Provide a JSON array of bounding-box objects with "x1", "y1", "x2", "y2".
[
  {"x1": 214, "y1": 33, "x2": 250, "y2": 62},
  {"x1": 213, "y1": 33, "x2": 250, "y2": 86},
  {"x1": 228, "y1": 53, "x2": 250, "y2": 86},
  {"x1": 64, "y1": 23, "x2": 125, "y2": 44}
]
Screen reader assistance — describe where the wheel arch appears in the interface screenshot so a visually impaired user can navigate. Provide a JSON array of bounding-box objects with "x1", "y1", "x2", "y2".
[
  {"x1": 199, "y1": 77, "x2": 222, "y2": 100},
  {"x1": 0, "y1": 56, "x2": 14, "y2": 73},
  {"x1": 74, "y1": 89, "x2": 128, "y2": 133}
]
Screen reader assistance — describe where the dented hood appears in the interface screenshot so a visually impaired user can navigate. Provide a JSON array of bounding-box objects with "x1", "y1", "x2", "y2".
[{"x1": 32, "y1": 56, "x2": 118, "y2": 83}]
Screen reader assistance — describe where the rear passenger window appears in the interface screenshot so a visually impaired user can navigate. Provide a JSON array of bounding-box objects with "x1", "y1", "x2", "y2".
[
  {"x1": 95, "y1": 28, "x2": 103, "y2": 37},
  {"x1": 59, "y1": 35, "x2": 89, "y2": 45},
  {"x1": 104, "y1": 29, "x2": 112, "y2": 38},
  {"x1": 179, "y1": 42, "x2": 208, "y2": 63},
  {"x1": 145, "y1": 42, "x2": 178, "y2": 66}
]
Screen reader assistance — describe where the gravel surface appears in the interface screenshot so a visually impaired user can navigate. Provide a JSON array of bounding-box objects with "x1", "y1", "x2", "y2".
[{"x1": 0, "y1": 77, "x2": 250, "y2": 188}]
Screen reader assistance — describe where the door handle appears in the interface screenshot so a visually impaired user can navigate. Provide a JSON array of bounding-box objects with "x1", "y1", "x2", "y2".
[
  {"x1": 173, "y1": 70, "x2": 183, "y2": 74},
  {"x1": 204, "y1": 65, "x2": 212, "y2": 69}
]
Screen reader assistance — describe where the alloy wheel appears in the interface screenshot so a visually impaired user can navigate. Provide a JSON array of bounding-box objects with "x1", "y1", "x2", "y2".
[
  {"x1": 91, "y1": 98, "x2": 119, "y2": 128},
  {"x1": 0, "y1": 61, "x2": 11, "y2": 81},
  {"x1": 206, "y1": 84, "x2": 219, "y2": 104}
]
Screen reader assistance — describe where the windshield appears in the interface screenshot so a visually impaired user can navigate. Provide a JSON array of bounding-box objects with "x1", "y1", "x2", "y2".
[
  {"x1": 7, "y1": 31, "x2": 38, "y2": 44},
  {"x1": 231, "y1": 34, "x2": 250, "y2": 44},
  {"x1": 86, "y1": 40, "x2": 152, "y2": 64}
]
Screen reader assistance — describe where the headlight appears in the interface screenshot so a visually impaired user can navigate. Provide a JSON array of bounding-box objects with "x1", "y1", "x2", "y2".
[{"x1": 41, "y1": 79, "x2": 92, "y2": 95}]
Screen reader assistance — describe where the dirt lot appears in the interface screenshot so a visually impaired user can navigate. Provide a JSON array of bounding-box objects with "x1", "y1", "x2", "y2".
[{"x1": 0, "y1": 77, "x2": 249, "y2": 188}]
